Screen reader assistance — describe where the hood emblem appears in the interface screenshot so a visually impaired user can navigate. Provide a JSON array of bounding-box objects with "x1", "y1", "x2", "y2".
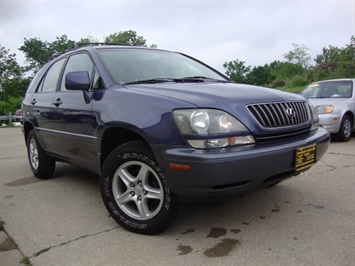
[{"x1": 286, "y1": 108, "x2": 296, "y2": 117}]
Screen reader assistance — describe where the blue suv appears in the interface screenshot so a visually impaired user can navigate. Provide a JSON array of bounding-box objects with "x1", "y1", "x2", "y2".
[{"x1": 22, "y1": 45, "x2": 330, "y2": 234}]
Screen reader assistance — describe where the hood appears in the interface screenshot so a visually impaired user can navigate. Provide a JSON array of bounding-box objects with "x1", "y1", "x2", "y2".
[
  {"x1": 123, "y1": 82, "x2": 305, "y2": 110},
  {"x1": 122, "y1": 82, "x2": 310, "y2": 138}
]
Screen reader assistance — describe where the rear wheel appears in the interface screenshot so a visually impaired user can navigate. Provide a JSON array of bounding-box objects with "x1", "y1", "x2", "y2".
[
  {"x1": 100, "y1": 141, "x2": 181, "y2": 235},
  {"x1": 27, "y1": 130, "x2": 55, "y2": 179},
  {"x1": 336, "y1": 115, "x2": 353, "y2": 142}
]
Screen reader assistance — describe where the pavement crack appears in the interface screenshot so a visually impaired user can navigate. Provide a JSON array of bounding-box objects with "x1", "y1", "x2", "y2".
[
  {"x1": 32, "y1": 226, "x2": 119, "y2": 258},
  {"x1": 327, "y1": 152, "x2": 355, "y2": 157}
]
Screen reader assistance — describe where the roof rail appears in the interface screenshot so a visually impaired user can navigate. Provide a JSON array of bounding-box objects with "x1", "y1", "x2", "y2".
[{"x1": 72, "y1": 42, "x2": 131, "y2": 49}]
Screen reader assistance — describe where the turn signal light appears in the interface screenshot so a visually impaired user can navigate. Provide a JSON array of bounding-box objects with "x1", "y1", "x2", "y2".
[{"x1": 169, "y1": 163, "x2": 191, "y2": 171}]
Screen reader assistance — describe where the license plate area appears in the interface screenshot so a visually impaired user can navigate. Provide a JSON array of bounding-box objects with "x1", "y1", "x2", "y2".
[{"x1": 295, "y1": 144, "x2": 316, "y2": 172}]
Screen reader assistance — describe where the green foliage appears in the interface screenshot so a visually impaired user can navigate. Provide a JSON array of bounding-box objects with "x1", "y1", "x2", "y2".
[
  {"x1": 0, "y1": 47, "x2": 28, "y2": 114},
  {"x1": 19, "y1": 34, "x2": 74, "y2": 73},
  {"x1": 78, "y1": 35, "x2": 100, "y2": 44},
  {"x1": 104, "y1": 30, "x2": 147, "y2": 46},
  {"x1": 224, "y1": 36, "x2": 354, "y2": 91},
  {"x1": 246, "y1": 65, "x2": 273, "y2": 86},
  {"x1": 312, "y1": 36, "x2": 355, "y2": 81},
  {"x1": 270, "y1": 61, "x2": 305, "y2": 79},
  {"x1": 222, "y1": 59, "x2": 251, "y2": 83},
  {"x1": 0, "y1": 96, "x2": 23, "y2": 114},
  {"x1": 0, "y1": 47, "x2": 22, "y2": 83},
  {"x1": 20, "y1": 257, "x2": 33, "y2": 266},
  {"x1": 1, "y1": 77, "x2": 30, "y2": 99}
]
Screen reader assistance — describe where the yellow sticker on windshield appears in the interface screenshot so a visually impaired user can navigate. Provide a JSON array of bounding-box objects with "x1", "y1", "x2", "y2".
[{"x1": 309, "y1": 83, "x2": 319, "y2": 88}]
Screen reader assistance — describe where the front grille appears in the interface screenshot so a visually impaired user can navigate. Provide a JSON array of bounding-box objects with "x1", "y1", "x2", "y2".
[{"x1": 247, "y1": 101, "x2": 310, "y2": 128}]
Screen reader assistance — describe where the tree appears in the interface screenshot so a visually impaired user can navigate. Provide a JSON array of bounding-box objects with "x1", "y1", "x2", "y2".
[
  {"x1": 0, "y1": 47, "x2": 29, "y2": 114},
  {"x1": 19, "y1": 34, "x2": 74, "y2": 73},
  {"x1": 0, "y1": 47, "x2": 22, "y2": 82},
  {"x1": 78, "y1": 35, "x2": 100, "y2": 44},
  {"x1": 104, "y1": 30, "x2": 147, "y2": 46},
  {"x1": 0, "y1": 46, "x2": 26, "y2": 99},
  {"x1": 246, "y1": 64, "x2": 273, "y2": 86},
  {"x1": 283, "y1": 43, "x2": 311, "y2": 69},
  {"x1": 223, "y1": 59, "x2": 251, "y2": 83},
  {"x1": 0, "y1": 95, "x2": 24, "y2": 115},
  {"x1": 0, "y1": 47, "x2": 22, "y2": 84},
  {"x1": 270, "y1": 61, "x2": 304, "y2": 79},
  {"x1": 313, "y1": 36, "x2": 355, "y2": 79}
]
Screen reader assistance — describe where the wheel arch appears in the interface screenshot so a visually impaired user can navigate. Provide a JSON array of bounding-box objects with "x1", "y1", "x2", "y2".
[
  {"x1": 342, "y1": 111, "x2": 354, "y2": 129},
  {"x1": 22, "y1": 121, "x2": 35, "y2": 143},
  {"x1": 100, "y1": 126, "x2": 152, "y2": 169}
]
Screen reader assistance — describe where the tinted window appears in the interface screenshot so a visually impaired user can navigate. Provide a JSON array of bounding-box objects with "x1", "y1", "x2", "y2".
[
  {"x1": 61, "y1": 53, "x2": 94, "y2": 91},
  {"x1": 26, "y1": 63, "x2": 50, "y2": 93},
  {"x1": 40, "y1": 59, "x2": 65, "y2": 93}
]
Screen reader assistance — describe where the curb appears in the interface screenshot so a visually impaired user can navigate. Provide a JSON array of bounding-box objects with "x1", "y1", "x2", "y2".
[{"x1": 0, "y1": 230, "x2": 27, "y2": 266}]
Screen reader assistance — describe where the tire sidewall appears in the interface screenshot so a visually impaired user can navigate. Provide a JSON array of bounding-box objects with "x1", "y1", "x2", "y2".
[
  {"x1": 27, "y1": 131, "x2": 40, "y2": 175},
  {"x1": 26, "y1": 130, "x2": 55, "y2": 179},
  {"x1": 338, "y1": 115, "x2": 352, "y2": 142},
  {"x1": 101, "y1": 143, "x2": 178, "y2": 234}
]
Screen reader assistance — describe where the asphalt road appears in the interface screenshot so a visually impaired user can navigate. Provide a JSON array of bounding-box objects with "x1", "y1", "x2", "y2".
[{"x1": 0, "y1": 127, "x2": 354, "y2": 266}]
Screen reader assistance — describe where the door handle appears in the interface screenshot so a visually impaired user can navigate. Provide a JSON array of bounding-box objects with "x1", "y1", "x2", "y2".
[
  {"x1": 52, "y1": 98, "x2": 63, "y2": 107},
  {"x1": 30, "y1": 99, "x2": 37, "y2": 105}
]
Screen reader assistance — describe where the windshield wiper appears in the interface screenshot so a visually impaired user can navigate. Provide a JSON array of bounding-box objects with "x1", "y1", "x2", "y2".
[
  {"x1": 124, "y1": 76, "x2": 229, "y2": 85},
  {"x1": 175, "y1": 76, "x2": 229, "y2": 83},
  {"x1": 124, "y1": 78, "x2": 176, "y2": 85}
]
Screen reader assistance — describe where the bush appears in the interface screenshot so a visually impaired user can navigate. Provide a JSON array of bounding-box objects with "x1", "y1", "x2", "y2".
[{"x1": 287, "y1": 75, "x2": 309, "y2": 88}]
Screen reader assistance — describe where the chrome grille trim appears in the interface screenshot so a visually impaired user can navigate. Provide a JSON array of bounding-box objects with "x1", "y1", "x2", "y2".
[{"x1": 247, "y1": 101, "x2": 310, "y2": 128}]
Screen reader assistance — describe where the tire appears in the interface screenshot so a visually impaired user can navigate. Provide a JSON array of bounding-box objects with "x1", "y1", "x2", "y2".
[
  {"x1": 100, "y1": 141, "x2": 181, "y2": 235},
  {"x1": 336, "y1": 115, "x2": 353, "y2": 142},
  {"x1": 27, "y1": 130, "x2": 55, "y2": 179}
]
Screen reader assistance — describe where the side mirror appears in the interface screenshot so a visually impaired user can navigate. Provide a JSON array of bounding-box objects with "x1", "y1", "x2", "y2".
[{"x1": 65, "y1": 71, "x2": 90, "y2": 91}]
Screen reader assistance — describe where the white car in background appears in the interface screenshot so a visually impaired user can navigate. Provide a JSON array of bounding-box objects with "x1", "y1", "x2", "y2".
[{"x1": 300, "y1": 78, "x2": 355, "y2": 142}]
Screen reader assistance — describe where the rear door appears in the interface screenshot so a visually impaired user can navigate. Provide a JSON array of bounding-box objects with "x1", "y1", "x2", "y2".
[{"x1": 30, "y1": 58, "x2": 66, "y2": 154}]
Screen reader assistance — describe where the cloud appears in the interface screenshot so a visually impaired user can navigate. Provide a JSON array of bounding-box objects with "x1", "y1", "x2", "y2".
[{"x1": 0, "y1": 0, "x2": 353, "y2": 72}]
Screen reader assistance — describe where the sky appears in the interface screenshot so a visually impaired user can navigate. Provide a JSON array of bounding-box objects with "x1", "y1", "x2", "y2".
[{"x1": 0, "y1": 0, "x2": 354, "y2": 73}]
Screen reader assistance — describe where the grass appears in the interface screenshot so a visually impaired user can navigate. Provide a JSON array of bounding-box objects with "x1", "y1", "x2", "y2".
[
  {"x1": 276, "y1": 86, "x2": 304, "y2": 93},
  {"x1": 20, "y1": 257, "x2": 33, "y2": 266}
]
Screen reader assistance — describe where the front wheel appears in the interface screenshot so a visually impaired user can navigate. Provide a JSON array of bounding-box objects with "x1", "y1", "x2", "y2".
[
  {"x1": 100, "y1": 141, "x2": 181, "y2": 235},
  {"x1": 336, "y1": 115, "x2": 353, "y2": 142}
]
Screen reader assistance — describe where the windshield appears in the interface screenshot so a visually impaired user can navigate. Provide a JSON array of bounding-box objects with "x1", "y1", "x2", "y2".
[
  {"x1": 301, "y1": 80, "x2": 353, "y2": 99},
  {"x1": 97, "y1": 48, "x2": 228, "y2": 85}
]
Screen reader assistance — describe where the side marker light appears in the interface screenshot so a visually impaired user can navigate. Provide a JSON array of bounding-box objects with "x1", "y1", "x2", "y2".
[{"x1": 169, "y1": 163, "x2": 191, "y2": 171}]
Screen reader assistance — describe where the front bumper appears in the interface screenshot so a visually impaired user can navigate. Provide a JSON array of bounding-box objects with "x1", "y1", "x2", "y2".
[
  {"x1": 152, "y1": 127, "x2": 330, "y2": 202},
  {"x1": 319, "y1": 114, "x2": 341, "y2": 133}
]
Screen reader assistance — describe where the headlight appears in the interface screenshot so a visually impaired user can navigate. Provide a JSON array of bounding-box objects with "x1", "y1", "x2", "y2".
[
  {"x1": 190, "y1": 110, "x2": 210, "y2": 134},
  {"x1": 315, "y1": 105, "x2": 334, "y2": 114},
  {"x1": 173, "y1": 109, "x2": 255, "y2": 148},
  {"x1": 307, "y1": 102, "x2": 320, "y2": 131}
]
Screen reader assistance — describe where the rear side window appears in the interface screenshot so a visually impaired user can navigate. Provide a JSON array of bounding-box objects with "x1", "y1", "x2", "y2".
[
  {"x1": 60, "y1": 53, "x2": 94, "y2": 91},
  {"x1": 39, "y1": 59, "x2": 66, "y2": 93},
  {"x1": 26, "y1": 63, "x2": 50, "y2": 94}
]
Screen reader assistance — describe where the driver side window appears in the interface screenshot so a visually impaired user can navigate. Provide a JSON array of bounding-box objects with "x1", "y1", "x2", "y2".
[{"x1": 60, "y1": 53, "x2": 94, "y2": 91}]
